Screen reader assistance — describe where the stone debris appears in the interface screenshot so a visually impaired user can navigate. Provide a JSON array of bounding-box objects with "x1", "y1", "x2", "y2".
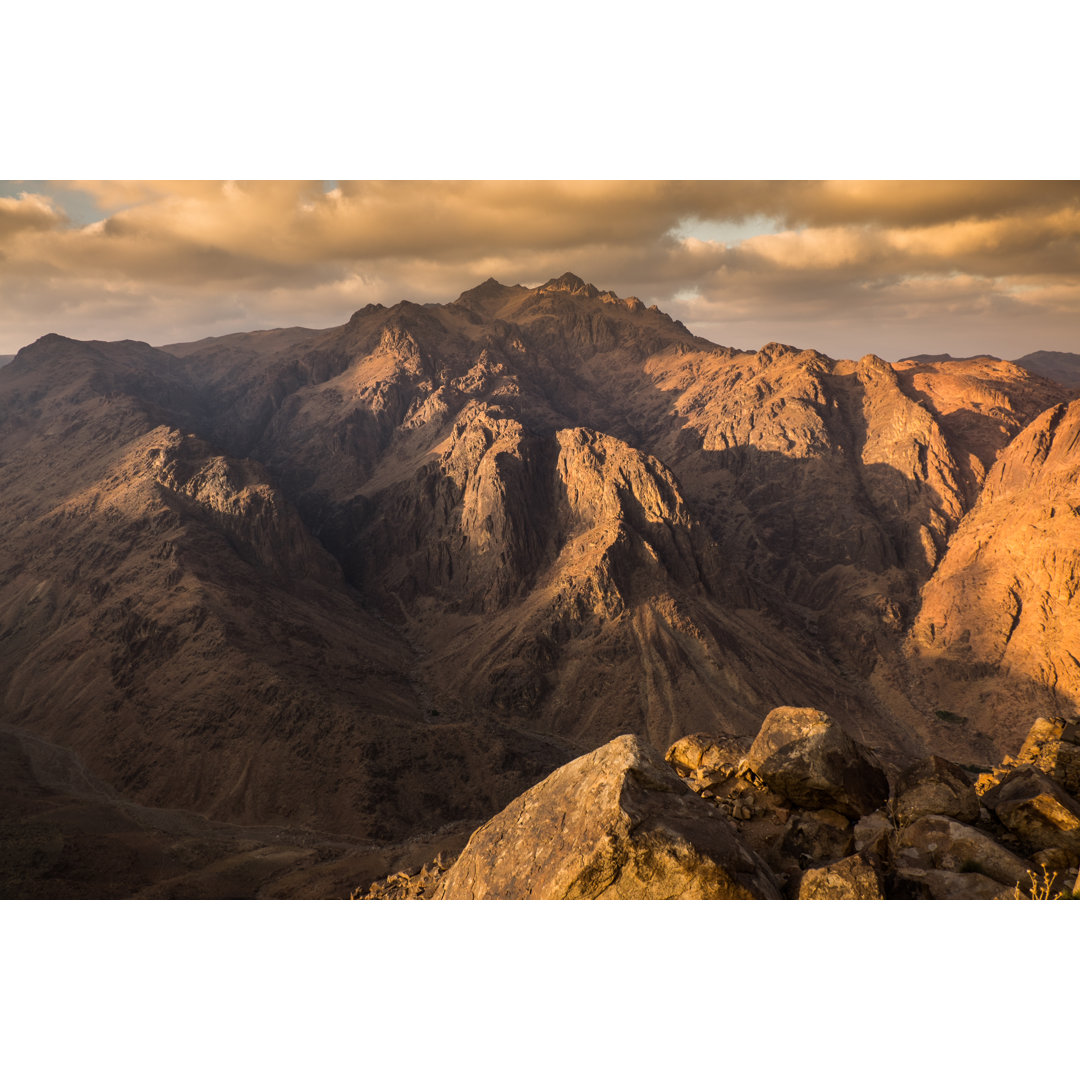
[
  {"x1": 357, "y1": 852, "x2": 455, "y2": 900},
  {"x1": 797, "y1": 854, "x2": 884, "y2": 900},
  {"x1": 1014, "y1": 718, "x2": 1080, "y2": 798}
]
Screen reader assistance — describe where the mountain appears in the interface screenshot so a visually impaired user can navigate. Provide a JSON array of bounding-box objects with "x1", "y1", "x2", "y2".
[
  {"x1": 902, "y1": 399, "x2": 1080, "y2": 752},
  {"x1": 899, "y1": 352, "x2": 1004, "y2": 365},
  {"x1": 1, "y1": 273, "x2": 1076, "y2": 897},
  {"x1": 899, "y1": 350, "x2": 1080, "y2": 389},
  {"x1": 1012, "y1": 351, "x2": 1080, "y2": 388}
]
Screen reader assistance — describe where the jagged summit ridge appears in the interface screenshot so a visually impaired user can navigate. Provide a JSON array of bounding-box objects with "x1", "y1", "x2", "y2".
[
  {"x1": 540, "y1": 271, "x2": 597, "y2": 296},
  {"x1": 448, "y1": 272, "x2": 686, "y2": 332}
]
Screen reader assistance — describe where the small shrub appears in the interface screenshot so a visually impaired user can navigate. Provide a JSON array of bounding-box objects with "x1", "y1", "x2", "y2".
[{"x1": 1012, "y1": 866, "x2": 1065, "y2": 900}]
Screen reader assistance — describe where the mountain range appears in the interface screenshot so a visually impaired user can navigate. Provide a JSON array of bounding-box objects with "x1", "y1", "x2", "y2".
[
  {"x1": 2, "y1": 272, "x2": 1078, "y2": 897},
  {"x1": 899, "y1": 350, "x2": 1080, "y2": 387}
]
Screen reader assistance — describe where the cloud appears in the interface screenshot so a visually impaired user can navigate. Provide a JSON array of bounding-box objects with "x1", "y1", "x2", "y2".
[
  {"x1": 0, "y1": 181, "x2": 1078, "y2": 358},
  {"x1": 0, "y1": 192, "x2": 67, "y2": 240},
  {"x1": 738, "y1": 180, "x2": 1080, "y2": 229}
]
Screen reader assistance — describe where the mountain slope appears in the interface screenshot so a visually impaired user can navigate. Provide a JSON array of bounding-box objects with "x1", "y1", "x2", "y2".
[
  {"x1": 900, "y1": 349, "x2": 1080, "y2": 390},
  {"x1": 0, "y1": 335, "x2": 569, "y2": 842},
  {"x1": 158, "y1": 275, "x2": 1075, "y2": 757},
  {"x1": 898, "y1": 399, "x2": 1080, "y2": 753}
]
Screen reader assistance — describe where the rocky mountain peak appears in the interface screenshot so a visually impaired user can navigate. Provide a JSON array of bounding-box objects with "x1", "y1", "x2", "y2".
[
  {"x1": 347, "y1": 302, "x2": 386, "y2": 323},
  {"x1": 1011, "y1": 350, "x2": 1080, "y2": 388},
  {"x1": 757, "y1": 341, "x2": 802, "y2": 363},
  {"x1": 452, "y1": 276, "x2": 526, "y2": 315},
  {"x1": 539, "y1": 271, "x2": 599, "y2": 298}
]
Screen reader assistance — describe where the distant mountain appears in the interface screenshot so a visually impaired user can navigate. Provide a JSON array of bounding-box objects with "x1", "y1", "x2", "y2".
[
  {"x1": 898, "y1": 352, "x2": 1003, "y2": 365},
  {"x1": 162, "y1": 325, "x2": 324, "y2": 359},
  {"x1": 0, "y1": 355, "x2": 14, "y2": 368},
  {"x1": 2, "y1": 272, "x2": 1078, "y2": 896},
  {"x1": 899, "y1": 349, "x2": 1080, "y2": 387},
  {"x1": 1012, "y1": 350, "x2": 1080, "y2": 387}
]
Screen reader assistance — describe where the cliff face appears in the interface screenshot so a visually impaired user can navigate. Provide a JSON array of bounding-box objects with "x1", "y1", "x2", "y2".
[
  {"x1": 1, "y1": 274, "x2": 1075, "y2": 896},
  {"x1": 902, "y1": 400, "x2": 1080, "y2": 752}
]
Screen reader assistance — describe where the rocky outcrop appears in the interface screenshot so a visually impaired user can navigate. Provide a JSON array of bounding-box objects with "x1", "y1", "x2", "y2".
[
  {"x1": 358, "y1": 707, "x2": 1080, "y2": 901},
  {"x1": 356, "y1": 852, "x2": 456, "y2": 900},
  {"x1": 780, "y1": 809, "x2": 854, "y2": 867},
  {"x1": 144, "y1": 428, "x2": 344, "y2": 587},
  {"x1": 894, "y1": 868, "x2": 1015, "y2": 901},
  {"x1": 432, "y1": 735, "x2": 782, "y2": 899},
  {"x1": 744, "y1": 707, "x2": 888, "y2": 819},
  {"x1": 665, "y1": 732, "x2": 751, "y2": 794},
  {"x1": 853, "y1": 812, "x2": 892, "y2": 862}
]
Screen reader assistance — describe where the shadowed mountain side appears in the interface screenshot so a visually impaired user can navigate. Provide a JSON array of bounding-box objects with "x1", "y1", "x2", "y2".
[
  {"x1": 0, "y1": 352, "x2": 572, "y2": 841},
  {"x1": 0, "y1": 726, "x2": 479, "y2": 899},
  {"x1": 163, "y1": 326, "x2": 325, "y2": 360},
  {"x1": 312, "y1": 415, "x2": 929, "y2": 758},
  {"x1": 1012, "y1": 351, "x2": 1080, "y2": 388}
]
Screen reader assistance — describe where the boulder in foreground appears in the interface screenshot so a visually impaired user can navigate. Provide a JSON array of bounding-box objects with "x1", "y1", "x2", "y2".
[
  {"x1": 893, "y1": 867, "x2": 1015, "y2": 900},
  {"x1": 981, "y1": 766, "x2": 1080, "y2": 859},
  {"x1": 893, "y1": 755, "x2": 980, "y2": 826},
  {"x1": 894, "y1": 814, "x2": 1031, "y2": 888},
  {"x1": 745, "y1": 707, "x2": 888, "y2": 820},
  {"x1": 432, "y1": 735, "x2": 782, "y2": 899},
  {"x1": 1014, "y1": 718, "x2": 1080, "y2": 799}
]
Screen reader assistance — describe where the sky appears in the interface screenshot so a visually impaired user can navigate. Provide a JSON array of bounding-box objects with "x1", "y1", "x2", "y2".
[{"x1": 2, "y1": 180, "x2": 1078, "y2": 361}]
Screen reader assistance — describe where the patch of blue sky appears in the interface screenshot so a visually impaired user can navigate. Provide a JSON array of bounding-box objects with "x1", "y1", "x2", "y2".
[
  {"x1": 671, "y1": 213, "x2": 779, "y2": 246},
  {"x1": 0, "y1": 181, "x2": 104, "y2": 226}
]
